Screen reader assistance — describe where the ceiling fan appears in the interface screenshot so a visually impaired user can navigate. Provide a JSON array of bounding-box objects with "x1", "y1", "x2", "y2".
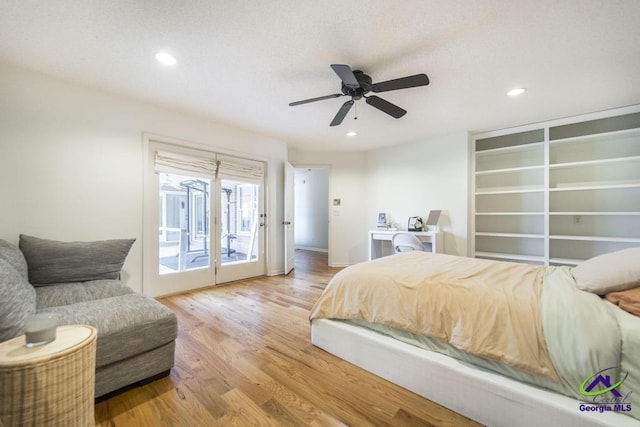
[{"x1": 289, "y1": 64, "x2": 429, "y2": 126}]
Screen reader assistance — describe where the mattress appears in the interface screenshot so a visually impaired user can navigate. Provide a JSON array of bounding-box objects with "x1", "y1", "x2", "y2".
[{"x1": 310, "y1": 252, "x2": 640, "y2": 422}]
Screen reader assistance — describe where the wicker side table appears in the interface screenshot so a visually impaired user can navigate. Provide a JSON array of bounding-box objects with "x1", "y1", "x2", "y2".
[{"x1": 0, "y1": 325, "x2": 97, "y2": 427}]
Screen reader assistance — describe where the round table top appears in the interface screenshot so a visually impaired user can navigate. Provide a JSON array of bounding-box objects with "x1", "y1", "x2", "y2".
[{"x1": 0, "y1": 325, "x2": 96, "y2": 367}]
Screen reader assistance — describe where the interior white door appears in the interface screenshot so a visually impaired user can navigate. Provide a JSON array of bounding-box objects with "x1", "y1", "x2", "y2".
[{"x1": 284, "y1": 162, "x2": 295, "y2": 274}]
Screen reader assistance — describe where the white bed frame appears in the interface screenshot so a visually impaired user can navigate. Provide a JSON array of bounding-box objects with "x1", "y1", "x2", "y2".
[{"x1": 311, "y1": 319, "x2": 640, "y2": 427}]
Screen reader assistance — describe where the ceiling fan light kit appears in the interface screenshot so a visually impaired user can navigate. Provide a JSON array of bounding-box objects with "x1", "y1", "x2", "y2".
[{"x1": 289, "y1": 64, "x2": 429, "y2": 126}]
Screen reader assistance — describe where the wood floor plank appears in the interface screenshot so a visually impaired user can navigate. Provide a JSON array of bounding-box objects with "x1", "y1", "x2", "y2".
[
  {"x1": 232, "y1": 358, "x2": 335, "y2": 426},
  {"x1": 95, "y1": 250, "x2": 482, "y2": 426},
  {"x1": 219, "y1": 388, "x2": 280, "y2": 426}
]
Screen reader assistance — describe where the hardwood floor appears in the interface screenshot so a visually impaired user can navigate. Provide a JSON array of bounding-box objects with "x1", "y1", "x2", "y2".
[{"x1": 94, "y1": 250, "x2": 481, "y2": 426}]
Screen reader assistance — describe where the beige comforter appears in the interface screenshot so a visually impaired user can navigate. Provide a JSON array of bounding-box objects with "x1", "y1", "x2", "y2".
[{"x1": 310, "y1": 252, "x2": 560, "y2": 381}]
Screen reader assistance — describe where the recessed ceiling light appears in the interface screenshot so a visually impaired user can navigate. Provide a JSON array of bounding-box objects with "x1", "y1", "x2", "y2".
[
  {"x1": 346, "y1": 131, "x2": 357, "y2": 137},
  {"x1": 507, "y1": 87, "x2": 526, "y2": 96},
  {"x1": 155, "y1": 52, "x2": 176, "y2": 65}
]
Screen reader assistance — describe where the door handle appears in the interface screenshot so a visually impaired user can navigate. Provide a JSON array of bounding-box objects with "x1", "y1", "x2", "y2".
[{"x1": 283, "y1": 221, "x2": 291, "y2": 225}]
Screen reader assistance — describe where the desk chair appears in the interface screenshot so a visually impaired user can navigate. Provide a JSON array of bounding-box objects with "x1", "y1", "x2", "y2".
[{"x1": 392, "y1": 233, "x2": 425, "y2": 253}]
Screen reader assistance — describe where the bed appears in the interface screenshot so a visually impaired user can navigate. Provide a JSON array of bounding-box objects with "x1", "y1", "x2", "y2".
[{"x1": 310, "y1": 249, "x2": 640, "y2": 426}]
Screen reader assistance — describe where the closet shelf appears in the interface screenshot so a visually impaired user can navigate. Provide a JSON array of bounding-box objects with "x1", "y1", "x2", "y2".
[
  {"x1": 549, "y1": 211, "x2": 640, "y2": 216},
  {"x1": 476, "y1": 212, "x2": 544, "y2": 216},
  {"x1": 549, "y1": 257, "x2": 583, "y2": 266},
  {"x1": 475, "y1": 252, "x2": 545, "y2": 263},
  {"x1": 476, "y1": 141, "x2": 544, "y2": 156},
  {"x1": 476, "y1": 232, "x2": 544, "y2": 239},
  {"x1": 550, "y1": 235, "x2": 640, "y2": 243},
  {"x1": 549, "y1": 155, "x2": 640, "y2": 169},
  {"x1": 475, "y1": 165, "x2": 544, "y2": 175},
  {"x1": 549, "y1": 183, "x2": 640, "y2": 192},
  {"x1": 549, "y1": 126, "x2": 640, "y2": 144},
  {"x1": 476, "y1": 188, "x2": 545, "y2": 195}
]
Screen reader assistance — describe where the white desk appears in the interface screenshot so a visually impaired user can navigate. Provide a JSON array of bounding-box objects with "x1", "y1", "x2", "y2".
[{"x1": 369, "y1": 230, "x2": 443, "y2": 260}]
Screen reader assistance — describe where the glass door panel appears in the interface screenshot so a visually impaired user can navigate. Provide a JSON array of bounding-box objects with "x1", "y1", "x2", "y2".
[
  {"x1": 158, "y1": 172, "x2": 211, "y2": 274},
  {"x1": 216, "y1": 178, "x2": 265, "y2": 283},
  {"x1": 220, "y1": 180, "x2": 258, "y2": 265}
]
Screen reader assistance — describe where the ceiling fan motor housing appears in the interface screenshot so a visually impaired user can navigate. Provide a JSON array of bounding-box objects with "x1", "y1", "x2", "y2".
[{"x1": 342, "y1": 70, "x2": 372, "y2": 99}]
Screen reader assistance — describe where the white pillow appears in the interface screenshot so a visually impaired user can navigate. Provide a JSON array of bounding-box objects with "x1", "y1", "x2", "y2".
[{"x1": 572, "y1": 248, "x2": 640, "y2": 295}]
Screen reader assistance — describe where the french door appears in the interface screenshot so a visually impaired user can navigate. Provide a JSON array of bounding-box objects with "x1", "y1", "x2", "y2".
[
  {"x1": 144, "y1": 140, "x2": 265, "y2": 296},
  {"x1": 214, "y1": 172, "x2": 265, "y2": 283}
]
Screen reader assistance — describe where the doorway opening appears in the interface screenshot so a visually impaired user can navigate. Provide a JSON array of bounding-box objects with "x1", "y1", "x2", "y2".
[{"x1": 294, "y1": 167, "x2": 329, "y2": 258}]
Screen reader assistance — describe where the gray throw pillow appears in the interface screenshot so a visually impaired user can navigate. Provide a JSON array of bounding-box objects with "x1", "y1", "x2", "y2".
[
  {"x1": 0, "y1": 258, "x2": 37, "y2": 341},
  {"x1": 19, "y1": 235, "x2": 135, "y2": 286},
  {"x1": 0, "y1": 239, "x2": 29, "y2": 280}
]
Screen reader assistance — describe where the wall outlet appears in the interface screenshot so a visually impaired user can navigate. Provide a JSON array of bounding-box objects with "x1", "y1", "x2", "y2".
[{"x1": 573, "y1": 216, "x2": 581, "y2": 224}]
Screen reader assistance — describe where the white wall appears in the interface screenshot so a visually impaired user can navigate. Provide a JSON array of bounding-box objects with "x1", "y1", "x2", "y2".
[
  {"x1": 294, "y1": 168, "x2": 328, "y2": 251},
  {"x1": 288, "y1": 151, "x2": 369, "y2": 266},
  {"x1": 0, "y1": 63, "x2": 288, "y2": 293},
  {"x1": 365, "y1": 132, "x2": 470, "y2": 256}
]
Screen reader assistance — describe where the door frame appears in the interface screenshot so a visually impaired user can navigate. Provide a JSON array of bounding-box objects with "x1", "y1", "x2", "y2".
[
  {"x1": 284, "y1": 162, "x2": 295, "y2": 274},
  {"x1": 288, "y1": 163, "x2": 332, "y2": 266}
]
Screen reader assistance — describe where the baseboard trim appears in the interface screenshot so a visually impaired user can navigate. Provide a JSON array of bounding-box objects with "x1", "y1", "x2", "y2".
[{"x1": 295, "y1": 246, "x2": 328, "y2": 253}]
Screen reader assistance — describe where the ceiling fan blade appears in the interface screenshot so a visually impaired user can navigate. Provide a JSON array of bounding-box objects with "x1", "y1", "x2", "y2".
[
  {"x1": 366, "y1": 95, "x2": 407, "y2": 119},
  {"x1": 371, "y1": 74, "x2": 429, "y2": 93},
  {"x1": 330, "y1": 99, "x2": 354, "y2": 126},
  {"x1": 289, "y1": 93, "x2": 343, "y2": 106},
  {"x1": 330, "y1": 64, "x2": 360, "y2": 89}
]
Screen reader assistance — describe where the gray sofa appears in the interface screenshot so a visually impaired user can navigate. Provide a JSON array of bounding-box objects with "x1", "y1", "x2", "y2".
[{"x1": 0, "y1": 235, "x2": 177, "y2": 398}]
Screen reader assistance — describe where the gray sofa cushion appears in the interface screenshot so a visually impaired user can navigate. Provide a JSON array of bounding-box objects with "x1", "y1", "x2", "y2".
[
  {"x1": 35, "y1": 279, "x2": 135, "y2": 309},
  {"x1": 0, "y1": 259, "x2": 37, "y2": 342},
  {"x1": 19, "y1": 235, "x2": 135, "y2": 285},
  {"x1": 0, "y1": 239, "x2": 29, "y2": 280},
  {"x1": 38, "y1": 293, "x2": 177, "y2": 368}
]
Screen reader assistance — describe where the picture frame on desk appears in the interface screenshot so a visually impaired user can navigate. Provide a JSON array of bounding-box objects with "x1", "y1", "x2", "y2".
[{"x1": 377, "y1": 212, "x2": 391, "y2": 229}]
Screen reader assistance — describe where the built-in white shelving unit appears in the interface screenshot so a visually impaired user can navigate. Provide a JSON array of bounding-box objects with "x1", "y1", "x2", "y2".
[
  {"x1": 471, "y1": 106, "x2": 640, "y2": 266},
  {"x1": 473, "y1": 128, "x2": 546, "y2": 264}
]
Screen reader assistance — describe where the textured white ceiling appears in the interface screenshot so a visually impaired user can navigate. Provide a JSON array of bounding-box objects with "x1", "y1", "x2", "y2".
[{"x1": 1, "y1": 1, "x2": 640, "y2": 151}]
